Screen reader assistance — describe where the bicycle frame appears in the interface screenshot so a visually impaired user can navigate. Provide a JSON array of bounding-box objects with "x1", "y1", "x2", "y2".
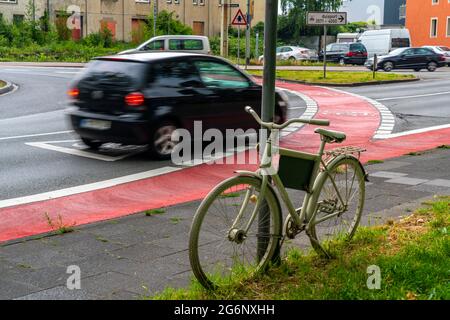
[{"x1": 236, "y1": 127, "x2": 351, "y2": 235}]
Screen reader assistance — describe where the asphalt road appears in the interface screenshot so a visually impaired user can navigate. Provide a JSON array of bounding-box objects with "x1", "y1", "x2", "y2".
[
  {"x1": 338, "y1": 68, "x2": 450, "y2": 132},
  {"x1": 0, "y1": 66, "x2": 449, "y2": 202},
  {"x1": 0, "y1": 66, "x2": 307, "y2": 201}
]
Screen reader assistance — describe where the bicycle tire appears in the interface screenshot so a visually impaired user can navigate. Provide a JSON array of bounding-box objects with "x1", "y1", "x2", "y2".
[
  {"x1": 308, "y1": 157, "x2": 365, "y2": 257},
  {"x1": 189, "y1": 175, "x2": 282, "y2": 290}
]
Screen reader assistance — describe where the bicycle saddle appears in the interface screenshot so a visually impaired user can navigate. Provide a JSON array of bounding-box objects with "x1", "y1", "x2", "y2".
[{"x1": 315, "y1": 128, "x2": 347, "y2": 143}]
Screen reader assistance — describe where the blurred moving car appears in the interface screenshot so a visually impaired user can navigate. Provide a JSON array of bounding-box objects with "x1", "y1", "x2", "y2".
[
  {"x1": 318, "y1": 42, "x2": 368, "y2": 65},
  {"x1": 118, "y1": 35, "x2": 211, "y2": 55},
  {"x1": 258, "y1": 46, "x2": 317, "y2": 63},
  {"x1": 67, "y1": 53, "x2": 288, "y2": 159},
  {"x1": 422, "y1": 46, "x2": 450, "y2": 66},
  {"x1": 365, "y1": 47, "x2": 446, "y2": 72}
]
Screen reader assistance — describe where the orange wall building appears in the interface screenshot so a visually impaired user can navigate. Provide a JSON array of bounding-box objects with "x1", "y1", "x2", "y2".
[{"x1": 406, "y1": 0, "x2": 450, "y2": 46}]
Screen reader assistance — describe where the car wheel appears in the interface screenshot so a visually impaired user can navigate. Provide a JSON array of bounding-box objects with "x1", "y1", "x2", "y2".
[
  {"x1": 383, "y1": 62, "x2": 394, "y2": 72},
  {"x1": 338, "y1": 58, "x2": 345, "y2": 66},
  {"x1": 81, "y1": 137, "x2": 103, "y2": 150},
  {"x1": 148, "y1": 121, "x2": 178, "y2": 160},
  {"x1": 427, "y1": 62, "x2": 437, "y2": 72},
  {"x1": 414, "y1": 68, "x2": 421, "y2": 72},
  {"x1": 289, "y1": 56, "x2": 296, "y2": 61}
]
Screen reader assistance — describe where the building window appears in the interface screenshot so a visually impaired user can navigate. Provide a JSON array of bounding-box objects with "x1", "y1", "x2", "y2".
[
  {"x1": 431, "y1": 18, "x2": 438, "y2": 38},
  {"x1": 13, "y1": 14, "x2": 24, "y2": 25},
  {"x1": 447, "y1": 16, "x2": 450, "y2": 37},
  {"x1": 432, "y1": 0, "x2": 439, "y2": 4},
  {"x1": 193, "y1": 0, "x2": 198, "y2": 5},
  {"x1": 174, "y1": 0, "x2": 180, "y2": 4},
  {"x1": 199, "y1": 0, "x2": 205, "y2": 5},
  {"x1": 0, "y1": 0, "x2": 18, "y2": 3}
]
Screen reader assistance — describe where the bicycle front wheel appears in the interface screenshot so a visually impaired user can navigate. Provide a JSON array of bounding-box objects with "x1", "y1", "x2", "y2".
[
  {"x1": 189, "y1": 175, "x2": 282, "y2": 290},
  {"x1": 309, "y1": 157, "x2": 365, "y2": 257}
]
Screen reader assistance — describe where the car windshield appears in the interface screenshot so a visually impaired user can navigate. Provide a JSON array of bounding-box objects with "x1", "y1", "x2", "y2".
[{"x1": 388, "y1": 48, "x2": 408, "y2": 56}]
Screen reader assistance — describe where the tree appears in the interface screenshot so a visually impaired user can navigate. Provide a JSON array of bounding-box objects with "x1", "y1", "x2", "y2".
[{"x1": 278, "y1": 0, "x2": 344, "y2": 40}]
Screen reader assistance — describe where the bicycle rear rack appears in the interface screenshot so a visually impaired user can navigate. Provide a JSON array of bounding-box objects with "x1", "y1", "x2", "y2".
[{"x1": 323, "y1": 146, "x2": 366, "y2": 163}]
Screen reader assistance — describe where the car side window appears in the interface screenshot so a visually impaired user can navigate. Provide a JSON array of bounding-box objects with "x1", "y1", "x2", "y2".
[
  {"x1": 285, "y1": 47, "x2": 293, "y2": 52},
  {"x1": 330, "y1": 44, "x2": 339, "y2": 51},
  {"x1": 414, "y1": 48, "x2": 431, "y2": 55},
  {"x1": 403, "y1": 49, "x2": 414, "y2": 55},
  {"x1": 150, "y1": 61, "x2": 202, "y2": 88},
  {"x1": 144, "y1": 40, "x2": 164, "y2": 51},
  {"x1": 194, "y1": 60, "x2": 250, "y2": 89}
]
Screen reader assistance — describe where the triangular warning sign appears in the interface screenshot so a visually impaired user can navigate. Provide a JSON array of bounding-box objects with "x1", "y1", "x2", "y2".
[{"x1": 232, "y1": 9, "x2": 247, "y2": 26}]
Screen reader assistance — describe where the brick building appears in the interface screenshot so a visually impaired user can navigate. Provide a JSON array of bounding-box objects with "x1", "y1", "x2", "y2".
[
  {"x1": 0, "y1": 0, "x2": 264, "y2": 42},
  {"x1": 405, "y1": 0, "x2": 450, "y2": 46}
]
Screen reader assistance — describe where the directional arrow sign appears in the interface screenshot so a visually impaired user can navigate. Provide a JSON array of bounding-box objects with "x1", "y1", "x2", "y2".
[
  {"x1": 307, "y1": 12, "x2": 347, "y2": 26},
  {"x1": 232, "y1": 9, "x2": 247, "y2": 26}
]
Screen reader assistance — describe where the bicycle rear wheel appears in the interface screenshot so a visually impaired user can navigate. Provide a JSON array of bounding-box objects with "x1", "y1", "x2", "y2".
[
  {"x1": 309, "y1": 157, "x2": 365, "y2": 257},
  {"x1": 189, "y1": 175, "x2": 282, "y2": 290}
]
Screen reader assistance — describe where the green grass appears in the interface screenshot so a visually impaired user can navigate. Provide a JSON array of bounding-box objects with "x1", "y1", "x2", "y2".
[
  {"x1": 150, "y1": 196, "x2": 450, "y2": 300},
  {"x1": 367, "y1": 159, "x2": 384, "y2": 164},
  {"x1": 228, "y1": 57, "x2": 339, "y2": 67},
  {"x1": 0, "y1": 80, "x2": 5, "y2": 88},
  {"x1": 0, "y1": 42, "x2": 134, "y2": 63},
  {"x1": 247, "y1": 70, "x2": 416, "y2": 84},
  {"x1": 144, "y1": 208, "x2": 166, "y2": 217}
]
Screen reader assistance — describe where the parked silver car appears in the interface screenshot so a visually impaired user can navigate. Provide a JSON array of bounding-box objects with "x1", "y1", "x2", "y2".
[
  {"x1": 258, "y1": 46, "x2": 317, "y2": 63},
  {"x1": 422, "y1": 46, "x2": 450, "y2": 66}
]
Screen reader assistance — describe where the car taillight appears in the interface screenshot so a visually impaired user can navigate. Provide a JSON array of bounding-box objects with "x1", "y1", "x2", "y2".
[
  {"x1": 346, "y1": 52, "x2": 354, "y2": 57},
  {"x1": 438, "y1": 54, "x2": 446, "y2": 61},
  {"x1": 67, "y1": 88, "x2": 79, "y2": 99},
  {"x1": 125, "y1": 92, "x2": 145, "y2": 106},
  {"x1": 363, "y1": 52, "x2": 368, "y2": 57}
]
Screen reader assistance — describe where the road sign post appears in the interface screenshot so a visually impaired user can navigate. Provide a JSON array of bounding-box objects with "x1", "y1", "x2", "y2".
[
  {"x1": 232, "y1": 9, "x2": 247, "y2": 67},
  {"x1": 307, "y1": 12, "x2": 347, "y2": 79},
  {"x1": 237, "y1": 26, "x2": 241, "y2": 66},
  {"x1": 323, "y1": 25, "x2": 327, "y2": 78}
]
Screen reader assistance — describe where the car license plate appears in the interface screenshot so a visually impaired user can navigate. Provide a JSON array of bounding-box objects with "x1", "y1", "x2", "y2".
[{"x1": 80, "y1": 119, "x2": 111, "y2": 130}]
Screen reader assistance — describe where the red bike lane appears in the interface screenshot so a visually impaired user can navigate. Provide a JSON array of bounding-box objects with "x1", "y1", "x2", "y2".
[{"x1": 0, "y1": 82, "x2": 448, "y2": 242}]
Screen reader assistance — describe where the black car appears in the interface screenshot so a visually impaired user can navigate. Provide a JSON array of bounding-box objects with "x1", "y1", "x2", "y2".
[
  {"x1": 67, "y1": 52, "x2": 288, "y2": 159},
  {"x1": 318, "y1": 42, "x2": 368, "y2": 65},
  {"x1": 365, "y1": 47, "x2": 446, "y2": 72}
]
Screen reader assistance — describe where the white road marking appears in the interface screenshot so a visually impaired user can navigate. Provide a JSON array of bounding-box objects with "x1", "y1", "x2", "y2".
[
  {"x1": 0, "y1": 167, "x2": 181, "y2": 209},
  {"x1": 25, "y1": 140, "x2": 139, "y2": 162},
  {"x1": 376, "y1": 91, "x2": 450, "y2": 101},
  {"x1": 373, "y1": 124, "x2": 450, "y2": 139},
  {"x1": 0, "y1": 130, "x2": 74, "y2": 141},
  {"x1": 322, "y1": 86, "x2": 395, "y2": 139}
]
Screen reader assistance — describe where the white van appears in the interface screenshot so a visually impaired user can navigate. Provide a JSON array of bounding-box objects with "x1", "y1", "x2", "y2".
[
  {"x1": 119, "y1": 35, "x2": 211, "y2": 55},
  {"x1": 358, "y1": 29, "x2": 411, "y2": 58}
]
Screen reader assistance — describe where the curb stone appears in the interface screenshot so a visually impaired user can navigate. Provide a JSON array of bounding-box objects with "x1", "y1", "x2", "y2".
[{"x1": 0, "y1": 81, "x2": 14, "y2": 95}]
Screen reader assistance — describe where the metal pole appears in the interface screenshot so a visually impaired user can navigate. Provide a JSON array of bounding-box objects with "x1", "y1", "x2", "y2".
[
  {"x1": 220, "y1": 1, "x2": 229, "y2": 57},
  {"x1": 323, "y1": 25, "x2": 327, "y2": 79},
  {"x1": 153, "y1": 1, "x2": 157, "y2": 37},
  {"x1": 255, "y1": 31, "x2": 259, "y2": 60},
  {"x1": 237, "y1": 26, "x2": 240, "y2": 66},
  {"x1": 258, "y1": 0, "x2": 279, "y2": 264},
  {"x1": 245, "y1": 0, "x2": 251, "y2": 68}
]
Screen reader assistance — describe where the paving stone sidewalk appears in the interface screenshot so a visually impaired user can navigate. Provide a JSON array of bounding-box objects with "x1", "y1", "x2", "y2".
[{"x1": 0, "y1": 148, "x2": 449, "y2": 300}]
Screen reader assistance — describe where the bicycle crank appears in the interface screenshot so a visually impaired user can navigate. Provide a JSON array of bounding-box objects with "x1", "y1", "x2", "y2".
[{"x1": 284, "y1": 216, "x2": 305, "y2": 239}]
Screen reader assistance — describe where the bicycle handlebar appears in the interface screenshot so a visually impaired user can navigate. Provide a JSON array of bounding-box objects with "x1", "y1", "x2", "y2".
[{"x1": 245, "y1": 106, "x2": 330, "y2": 129}]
